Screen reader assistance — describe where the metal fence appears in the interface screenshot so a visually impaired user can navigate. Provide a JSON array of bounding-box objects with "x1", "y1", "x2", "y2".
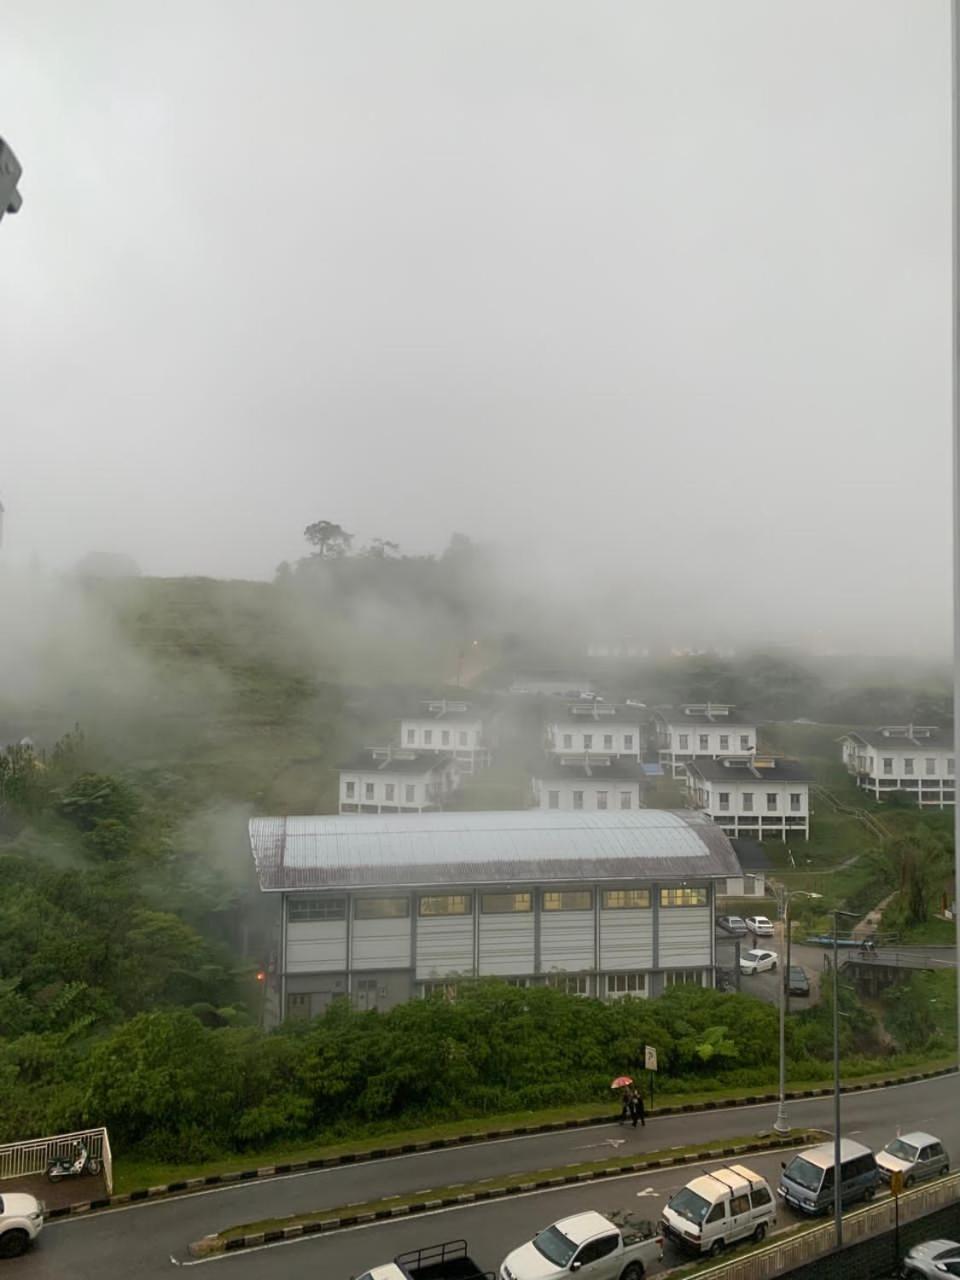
[
  {"x1": 0, "y1": 1127, "x2": 113, "y2": 1195},
  {"x1": 693, "y1": 1172, "x2": 960, "y2": 1280}
]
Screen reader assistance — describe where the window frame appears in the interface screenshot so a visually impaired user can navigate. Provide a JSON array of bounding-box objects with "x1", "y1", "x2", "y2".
[
  {"x1": 542, "y1": 889, "x2": 593, "y2": 912},
  {"x1": 288, "y1": 896, "x2": 347, "y2": 923},
  {"x1": 418, "y1": 894, "x2": 473, "y2": 917},
  {"x1": 480, "y1": 892, "x2": 533, "y2": 914},
  {"x1": 659, "y1": 887, "x2": 708, "y2": 908},
  {"x1": 601, "y1": 888, "x2": 651, "y2": 910},
  {"x1": 354, "y1": 896, "x2": 410, "y2": 920}
]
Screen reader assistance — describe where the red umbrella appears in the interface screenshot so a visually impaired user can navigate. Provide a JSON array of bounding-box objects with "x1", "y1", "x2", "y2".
[{"x1": 610, "y1": 1075, "x2": 633, "y2": 1089}]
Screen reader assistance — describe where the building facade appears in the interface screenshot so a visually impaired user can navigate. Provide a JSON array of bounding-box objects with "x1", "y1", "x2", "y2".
[
  {"x1": 531, "y1": 753, "x2": 645, "y2": 811},
  {"x1": 544, "y1": 703, "x2": 644, "y2": 760},
  {"x1": 400, "y1": 699, "x2": 492, "y2": 774},
  {"x1": 685, "y1": 755, "x2": 810, "y2": 841},
  {"x1": 653, "y1": 704, "x2": 758, "y2": 778},
  {"x1": 841, "y1": 727, "x2": 956, "y2": 809},
  {"x1": 338, "y1": 748, "x2": 460, "y2": 814},
  {"x1": 249, "y1": 810, "x2": 743, "y2": 1019}
]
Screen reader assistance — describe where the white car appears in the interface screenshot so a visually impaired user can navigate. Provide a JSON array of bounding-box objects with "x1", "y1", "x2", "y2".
[
  {"x1": 500, "y1": 1211, "x2": 662, "y2": 1280},
  {"x1": 740, "y1": 949, "x2": 778, "y2": 975},
  {"x1": 745, "y1": 915, "x2": 774, "y2": 936},
  {"x1": 0, "y1": 1192, "x2": 43, "y2": 1258}
]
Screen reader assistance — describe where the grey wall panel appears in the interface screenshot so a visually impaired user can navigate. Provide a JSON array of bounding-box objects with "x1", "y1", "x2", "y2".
[
  {"x1": 598, "y1": 911, "x2": 654, "y2": 968},
  {"x1": 352, "y1": 918, "x2": 412, "y2": 970},
  {"x1": 658, "y1": 908, "x2": 711, "y2": 966},
  {"x1": 477, "y1": 915, "x2": 535, "y2": 975},
  {"x1": 285, "y1": 921, "x2": 348, "y2": 972},
  {"x1": 540, "y1": 912, "x2": 595, "y2": 971},
  {"x1": 416, "y1": 915, "x2": 475, "y2": 979}
]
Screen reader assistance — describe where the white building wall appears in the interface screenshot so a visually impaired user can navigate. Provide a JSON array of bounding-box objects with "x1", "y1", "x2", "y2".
[
  {"x1": 477, "y1": 915, "x2": 536, "y2": 975},
  {"x1": 415, "y1": 915, "x2": 475, "y2": 979},
  {"x1": 540, "y1": 910, "x2": 595, "y2": 971},
  {"x1": 286, "y1": 921, "x2": 347, "y2": 973},
  {"x1": 659, "y1": 907, "x2": 711, "y2": 967},
  {"x1": 401, "y1": 719, "x2": 483, "y2": 750},
  {"x1": 545, "y1": 723, "x2": 642, "y2": 759},
  {"x1": 533, "y1": 776, "x2": 642, "y2": 811}
]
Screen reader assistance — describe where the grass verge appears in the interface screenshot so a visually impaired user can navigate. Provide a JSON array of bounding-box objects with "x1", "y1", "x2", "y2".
[{"x1": 115, "y1": 1056, "x2": 955, "y2": 1193}]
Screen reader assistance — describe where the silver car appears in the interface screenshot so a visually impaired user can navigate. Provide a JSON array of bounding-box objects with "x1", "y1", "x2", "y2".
[
  {"x1": 901, "y1": 1238, "x2": 960, "y2": 1278},
  {"x1": 877, "y1": 1132, "x2": 950, "y2": 1188}
]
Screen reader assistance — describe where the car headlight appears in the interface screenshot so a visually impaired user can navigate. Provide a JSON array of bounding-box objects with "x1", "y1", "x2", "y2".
[{"x1": 29, "y1": 1211, "x2": 42, "y2": 1222}]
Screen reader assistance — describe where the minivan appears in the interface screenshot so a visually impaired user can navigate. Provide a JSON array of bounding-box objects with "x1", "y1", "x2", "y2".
[
  {"x1": 778, "y1": 1139, "x2": 879, "y2": 1215},
  {"x1": 661, "y1": 1164, "x2": 777, "y2": 1257}
]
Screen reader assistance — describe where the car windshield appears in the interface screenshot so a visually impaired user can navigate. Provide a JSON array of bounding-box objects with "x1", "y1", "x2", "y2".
[
  {"x1": 747, "y1": 951, "x2": 765, "y2": 961},
  {"x1": 784, "y1": 1157, "x2": 824, "y2": 1192},
  {"x1": 668, "y1": 1188, "x2": 711, "y2": 1225},
  {"x1": 790, "y1": 968, "x2": 806, "y2": 980},
  {"x1": 729, "y1": 917, "x2": 745, "y2": 926},
  {"x1": 885, "y1": 1140, "x2": 920, "y2": 1162},
  {"x1": 532, "y1": 1226, "x2": 577, "y2": 1267}
]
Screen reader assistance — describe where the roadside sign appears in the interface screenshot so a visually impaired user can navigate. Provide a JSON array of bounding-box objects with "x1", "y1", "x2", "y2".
[
  {"x1": 889, "y1": 1170, "x2": 904, "y2": 1197},
  {"x1": 644, "y1": 1045, "x2": 658, "y2": 1072}
]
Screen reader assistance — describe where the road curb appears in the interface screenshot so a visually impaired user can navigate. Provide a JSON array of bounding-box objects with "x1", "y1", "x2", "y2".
[
  {"x1": 188, "y1": 1132, "x2": 820, "y2": 1259},
  {"x1": 43, "y1": 1064, "x2": 954, "y2": 1220}
]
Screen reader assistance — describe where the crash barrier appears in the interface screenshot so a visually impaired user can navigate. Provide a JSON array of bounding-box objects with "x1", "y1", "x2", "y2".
[
  {"x1": 694, "y1": 1171, "x2": 960, "y2": 1280},
  {"x1": 0, "y1": 1127, "x2": 113, "y2": 1195}
]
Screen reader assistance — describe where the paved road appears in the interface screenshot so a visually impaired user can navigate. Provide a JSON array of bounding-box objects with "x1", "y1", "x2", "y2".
[{"x1": 13, "y1": 1073, "x2": 957, "y2": 1279}]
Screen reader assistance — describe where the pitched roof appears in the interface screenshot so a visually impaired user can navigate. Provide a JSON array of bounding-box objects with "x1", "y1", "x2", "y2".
[
  {"x1": 338, "y1": 749, "x2": 455, "y2": 776},
  {"x1": 843, "y1": 726, "x2": 954, "y2": 752},
  {"x1": 249, "y1": 809, "x2": 743, "y2": 892},
  {"x1": 654, "y1": 704, "x2": 756, "y2": 727},
  {"x1": 685, "y1": 756, "x2": 810, "y2": 784},
  {"x1": 533, "y1": 754, "x2": 646, "y2": 782},
  {"x1": 549, "y1": 703, "x2": 645, "y2": 725},
  {"x1": 401, "y1": 699, "x2": 483, "y2": 724}
]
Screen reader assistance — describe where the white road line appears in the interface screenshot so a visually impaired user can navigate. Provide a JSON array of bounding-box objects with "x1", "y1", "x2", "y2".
[
  {"x1": 171, "y1": 1146, "x2": 811, "y2": 1267},
  {"x1": 39, "y1": 1071, "x2": 952, "y2": 1229}
]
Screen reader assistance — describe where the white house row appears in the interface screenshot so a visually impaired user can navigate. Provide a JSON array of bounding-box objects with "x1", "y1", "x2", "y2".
[
  {"x1": 685, "y1": 755, "x2": 811, "y2": 841},
  {"x1": 399, "y1": 699, "x2": 493, "y2": 773},
  {"x1": 338, "y1": 748, "x2": 460, "y2": 814},
  {"x1": 653, "y1": 704, "x2": 758, "y2": 778},
  {"x1": 841, "y1": 726, "x2": 955, "y2": 809},
  {"x1": 249, "y1": 809, "x2": 743, "y2": 1018}
]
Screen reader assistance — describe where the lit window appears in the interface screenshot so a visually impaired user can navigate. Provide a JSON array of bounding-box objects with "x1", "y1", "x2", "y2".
[
  {"x1": 345, "y1": 781, "x2": 355, "y2": 798},
  {"x1": 620, "y1": 791, "x2": 632, "y2": 809},
  {"x1": 596, "y1": 791, "x2": 608, "y2": 810},
  {"x1": 742, "y1": 792, "x2": 753, "y2": 812},
  {"x1": 766, "y1": 793, "x2": 778, "y2": 811},
  {"x1": 659, "y1": 887, "x2": 707, "y2": 908},
  {"x1": 419, "y1": 895, "x2": 472, "y2": 916},
  {"x1": 355, "y1": 897, "x2": 410, "y2": 919},
  {"x1": 548, "y1": 790, "x2": 560, "y2": 809},
  {"x1": 288, "y1": 897, "x2": 346, "y2": 922},
  {"x1": 481, "y1": 892, "x2": 532, "y2": 914},
  {"x1": 543, "y1": 890, "x2": 593, "y2": 911},
  {"x1": 606, "y1": 972, "x2": 646, "y2": 996},
  {"x1": 602, "y1": 889, "x2": 651, "y2": 909},
  {"x1": 573, "y1": 790, "x2": 584, "y2": 809}
]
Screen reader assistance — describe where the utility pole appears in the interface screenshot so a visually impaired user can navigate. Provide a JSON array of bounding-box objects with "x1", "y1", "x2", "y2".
[
  {"x1": 0, "y1": 137, "x2": 23, "y2": 222},
  {"x1": 952, "y1": 0, "x2": 960, "y2": 1088}
]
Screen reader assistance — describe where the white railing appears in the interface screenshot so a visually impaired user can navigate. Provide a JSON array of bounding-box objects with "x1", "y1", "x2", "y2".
[
  {"x1": 0, "y1": 1127, "x2": 113, "y2": 1195},
  {"x1": 692, "y1": 1172, "x2": 960, "y2": 1280}
]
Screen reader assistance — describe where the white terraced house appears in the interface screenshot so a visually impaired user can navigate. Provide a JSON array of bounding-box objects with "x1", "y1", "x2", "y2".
[
  {"x1": 399, "y1": 699, "x2": 492, "y2": 774},
  {"x1": 841, "y1": 726, "x2": 956, "y2": 809},
  {"x1": 531, "y1": 753, "x2": 645, "y2": 812},
  {"x1": 685, "y1": 755, "x2": 810, "y2": 841},
  {"x1": 248, "y1": 809, "x2": 744, "y2": 1018},
  {"x1": 653, "y1": 704, "x2": 758, "y2": 778},
  {"x1": 544, "y1": 703, "x2": 644, "y2": 760},
  {"x1": 338, "y1": 748, "x2": 460, "y2": 815}
]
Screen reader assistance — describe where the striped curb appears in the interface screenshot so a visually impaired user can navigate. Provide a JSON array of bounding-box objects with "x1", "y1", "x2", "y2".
[
  {"x1": 42, "y1": 1064, "x2": 954, "y2": 1220},
  {"x1": 190, "y1": 1132, "x2": 821, "y2": 1258}
]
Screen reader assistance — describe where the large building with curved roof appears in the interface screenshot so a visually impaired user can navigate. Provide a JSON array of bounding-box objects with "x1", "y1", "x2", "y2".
[{"x1": 249, "y1": 809, "x2": 744, "y2": 1018}]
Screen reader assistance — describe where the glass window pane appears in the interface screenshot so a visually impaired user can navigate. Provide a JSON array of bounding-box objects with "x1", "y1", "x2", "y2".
[
  {"x1": 543, "y1": 890, "x2": 593, "y2": 911},
  {"x1": 481, "y1": 892, "x2": 533, "y2": 914},
  {"x1": 419, "y1": 894, "x2": 472, "y2": 916},
  {"x1": 354, "y1": 897, "x2": 410, "y2": 919},
  {"x1": 602, "y1": 889, "x2": 651, "y2": 909}
]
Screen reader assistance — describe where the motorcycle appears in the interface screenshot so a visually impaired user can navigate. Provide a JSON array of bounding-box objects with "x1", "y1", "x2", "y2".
[{"x1": 46, "y1": 1141, "x2": 102, "y2": 1182}]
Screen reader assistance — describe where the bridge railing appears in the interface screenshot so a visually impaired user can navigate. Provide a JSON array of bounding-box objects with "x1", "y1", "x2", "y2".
[{"x1": 0, "y1": 1126, "x2": 113, "y2": 1194}]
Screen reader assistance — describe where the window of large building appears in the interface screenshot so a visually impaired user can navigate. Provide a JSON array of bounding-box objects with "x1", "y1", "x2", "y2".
[
  {"x1": 740, "y1": 735, "x2": 750, "y2": 750},
  {"x1": 603, "y1": 734, "x2": 613, "y2": 749},
  {"x1": 384, "y1": 783, "x2": 395, "y2": 801},
  {"x1": 606, "y1": 972, "x2": 646, "y2": 996},
  {"x1": 543, "y1": 890, "x2": 593, "y2": 911},
  {"x1": 602, "y1": 889, "x2": 651, "y2": 909},
  {"x1": 624, "y1": 734, "x2": 634, "y2": 750},
  {"x1": 365, "y1": 782, "x2": 375, "y2": 799},
  {"x1": 790, "y1": 793, "x2": 801, "y2": 812},
  {"x1": 288, "y1": 897, "x2": 347, "y2": 922},
  {"x1": 547, "y1": 973, "x2": 590, "y2": 995},
  {"x1": 665, "y1": 970, "x2": 703, "y2": 987},
  {"x1": 679, "y1": 734, "x2": 689, "y2": 749},
  {"x1": 583, "y1": 734, "x2": 593, "y2": 750},
  {"x1": 718, "y1": 791, "x2": 730, "y2": 811},
  {"x1": 620, "y1": 791, "x2": 632, "y2": 809},
  {"x1": 419, "y1": 895, "x2": 472, "y2": 916},
  {"x1": 345, "y1": 780, "x2": 355, "y2": 797},
  {"x1": 926, "y1": 758, "x2": 936, "y2": 775},
  {"x1": 904, "y1": 757, "x2": 914, "y2": 775},
  {"x1": 719, "y1": 735, "x2": 729, "y2": 750},
  {"x1": 699, "y1": 734, "x2": 709, "y2": 750},
  {"x1": 424, "y1": 729, "x2": 433, "y2": 746},
  {"x1": 883, "y1": 757, "x2": 893, "y2": 775},
  {"x1": 766, "y1": 793, "x2": 778, "y2": 811},
  {"x1": 355, "y1": 897, "x2": 410, "y2": 919},
  {"x1": 548, "y1": 790, "x2": 560, "y2": 809},
  {"x1": 660, "y1": 887, "x2": 707, "y2": 908},
  {"x1": 406, "y1": 728, "x2": 415, "y2": 744},
  {"x1": 573, "y1": 790, "x2": 584, "y2": 809},
  {"x1": 563, "y1": 733, "x2": 573, "y2": 749},
  {"x1": 596, "y1": 790, "x2": 608, "y2": 810},
  {"x1": 481, "y1": 892, "x2": 532, "y2": 914},
  {"x1": 742, "y1": 792, "x2": 754, "y2": 812}
]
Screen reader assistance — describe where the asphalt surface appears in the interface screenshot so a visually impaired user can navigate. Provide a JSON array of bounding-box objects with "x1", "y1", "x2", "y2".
[{"x1": 12, "y1": 1072, "x2": 958, "y2": 1279}]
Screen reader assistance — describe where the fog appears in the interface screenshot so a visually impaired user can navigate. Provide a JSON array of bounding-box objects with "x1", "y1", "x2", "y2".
[{"x1": 0, "y1": 0, "x2": 952, "y2": 655}]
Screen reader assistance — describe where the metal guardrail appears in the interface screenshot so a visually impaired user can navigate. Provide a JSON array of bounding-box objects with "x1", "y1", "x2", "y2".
[
  {"x1": 691, "y1": 1171, "x2": 960, "y2": 1280},
  {"x1": 0, "y1": 1127, "x2": 113, "y2": 1194}
]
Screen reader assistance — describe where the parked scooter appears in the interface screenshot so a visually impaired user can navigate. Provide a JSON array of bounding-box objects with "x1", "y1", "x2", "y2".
[{"x1": 46, "y1": 1141, "x2": 102, "y2": 1182}]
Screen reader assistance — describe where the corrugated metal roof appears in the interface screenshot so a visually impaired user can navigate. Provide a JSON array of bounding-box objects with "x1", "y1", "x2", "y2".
[{"x1": 248, "y1": 809, "x2": 743, "y2": 891}]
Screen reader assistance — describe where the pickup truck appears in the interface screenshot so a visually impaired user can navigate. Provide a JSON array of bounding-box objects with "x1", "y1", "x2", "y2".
[
  {"x1": 355, "y1": 1238, "x2": 494, "y2": 1280},
  {"x1": 499, "y1": 1210, "x2": 663, "y2": 1280}
]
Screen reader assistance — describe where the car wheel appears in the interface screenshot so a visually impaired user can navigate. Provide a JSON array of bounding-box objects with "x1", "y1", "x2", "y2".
[
  {"x1": 771, "y1": 962, "x2": 777, "y2": 971},
  {"x1": 753, "y1": 1222, "x2": 767, "y2": 1243},
  {"x1": 940, "y1": 1165, "x2": 950, "y2": 1177},
  {"x1": 904, "y1": 1175, "x2": 914, "y2": 1189},
  {"x1": 709, "y1": 1239, "x2": 725, "y2": 1258},
  {"x1": 619, "y1": 1264, "x2": 644, "y2": 1280},
  {"x1": 0, "y1": 1230, "x2": 30, "y2": 1259},
  {"x1": 862, "y1": 1185, "x2": 875, "y2": 1201}
]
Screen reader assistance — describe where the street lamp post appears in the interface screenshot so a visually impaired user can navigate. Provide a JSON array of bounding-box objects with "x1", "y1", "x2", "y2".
[
  {"x1": 774, "y1": 888, "x2": 821, "y2": 1135},
  {"x1": 831, "y1": 908, "x2": 861, "y2": 1251}
]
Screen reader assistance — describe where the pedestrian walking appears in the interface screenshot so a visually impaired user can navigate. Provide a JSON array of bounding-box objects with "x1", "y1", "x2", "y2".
[
  {"x1": 629, "y1": 1088, "x2": 646, "y2": 1128},
  {"x1": 619, "y1": 1086, "x2": 631, "y2": 1125}
]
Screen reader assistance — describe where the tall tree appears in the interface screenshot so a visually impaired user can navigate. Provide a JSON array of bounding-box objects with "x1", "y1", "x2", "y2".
[{"x1": 303, "y1": 520, "x2": 353, "y2": 558}]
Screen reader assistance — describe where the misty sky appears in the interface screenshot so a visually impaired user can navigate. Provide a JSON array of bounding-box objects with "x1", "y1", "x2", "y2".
[{"x1": 0, "y1": 1, "x2": 952, "y2": 651}]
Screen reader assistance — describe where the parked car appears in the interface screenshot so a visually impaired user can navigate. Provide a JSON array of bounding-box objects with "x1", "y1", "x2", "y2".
[
  {"x1": 745, "y1": 915, "x2": 774, "y2": 936},
  {"x1": 877, "y1": 1132, "x2": 949, "y2": 1187},
  {"x1": 357, "y1": 1239, "x2": 493, "y2": 1280},
  {"x1": 499, "y1": 1210, "x2": 662, "y2": 1280},
  {"x1": 787, "y1": 966, "x2": 810, "y2": 996},
  {"x1": 740, "y1": 949, "x2": 777, "y2": 975},
  {"x1": 778, "y1": 1139, "x2": 879, "y2": 1214},
  {"x1": 716, "y1": 915, "x2": 748, "y2": 937},
  {"x1": 0, "y1": 1193, "x2": 43, "y2": 1259},
  {"x1": 901, "y1": 1239, "x2": 960, "y2": 1278},
  {"x1": 660, "y1": 1164, "x2": 776, "y2": 1257}
]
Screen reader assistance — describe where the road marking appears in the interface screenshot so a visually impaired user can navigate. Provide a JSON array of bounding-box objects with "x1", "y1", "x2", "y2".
[
  {"x1": 636, "y1": 1188, "x2": 658, "y2": 1197},
  {"x1": 170, "y1": 1145, "x2": 812, "y2": 1267},
  {"x1": 39, "y1": 1072, "x2": 954, "y2": 1230}
]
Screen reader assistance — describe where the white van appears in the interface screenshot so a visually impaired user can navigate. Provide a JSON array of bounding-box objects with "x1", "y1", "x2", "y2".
[{"x1": 661, "y1": 1165, "x2": 776, "y2": 1257}]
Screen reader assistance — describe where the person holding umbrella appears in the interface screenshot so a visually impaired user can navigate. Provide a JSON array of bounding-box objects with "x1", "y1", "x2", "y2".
[
  {"x1": 611, "y1": 1075, "x2": 633, "y2": 1124},
  {"x1": 629, "y1": 1087, "x2": 646, "y2": 1129}
]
